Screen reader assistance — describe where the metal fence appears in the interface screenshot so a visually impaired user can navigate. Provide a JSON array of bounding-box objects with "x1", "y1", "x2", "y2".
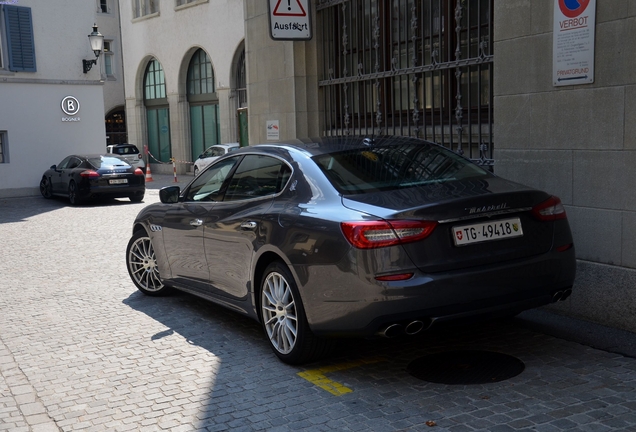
[{"x1": 317, "y1": 0, "x2": 494, "y2": 167}]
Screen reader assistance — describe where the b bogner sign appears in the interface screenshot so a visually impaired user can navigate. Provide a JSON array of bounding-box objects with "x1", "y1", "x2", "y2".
[
  {"x1": 61, "y1": 96, "x2": 81, "y2": 122},
  {"x1": 268, "y1": 0, "x2": 312, "y2": 40},
  {"x1": 553, "y1": 0, "x2": 596, "y2": 86}
]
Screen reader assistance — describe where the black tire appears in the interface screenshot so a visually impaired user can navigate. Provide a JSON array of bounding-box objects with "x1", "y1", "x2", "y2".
[
  {"x1": 259, "y1": 261, "x2": 333, "y2": 365},
  {"x1": 129, "y1": 194, "x2": 144, "y2": 203},
  {"x1": 126, "y1": 230, "x2": 171, "y2": 296},
  {"x1": 68, "y1": 181, "x2": 81, "y2": 205},
  {"x1": 39, "y1": 177, "x2": 52, "y2": 199}
]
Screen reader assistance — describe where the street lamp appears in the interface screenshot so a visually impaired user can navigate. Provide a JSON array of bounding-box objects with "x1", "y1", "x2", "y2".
[{"x1": 82, "y1": 24, "x2": 104, "y2": 73}]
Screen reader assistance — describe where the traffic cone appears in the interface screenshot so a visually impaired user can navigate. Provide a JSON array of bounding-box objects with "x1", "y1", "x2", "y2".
[{"x1": 145, "y1": 164, "x2": 154, "y2": 182}]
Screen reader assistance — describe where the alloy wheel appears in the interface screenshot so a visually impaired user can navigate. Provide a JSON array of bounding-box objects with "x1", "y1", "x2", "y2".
[
  {"x1": 261, "y1": 271, "x2": 298, "y2": 354},
  {"x1": 127, "y1": 235, "x2": 164, "y2": 292},
  {"x1": 40, "y1": 177, "x2": 52, "y2": 198},
  {"x1": 68, "y1": 182, "x2": 77, "y2": 205}
]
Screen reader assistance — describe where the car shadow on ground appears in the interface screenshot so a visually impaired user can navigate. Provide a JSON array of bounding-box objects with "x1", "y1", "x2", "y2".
[
  {"x1": 0, "y1": 195, "x2": 147, "y2": 224},
  {"x1": 121, "y1": 287, "x2": 568, "y2": 374}
]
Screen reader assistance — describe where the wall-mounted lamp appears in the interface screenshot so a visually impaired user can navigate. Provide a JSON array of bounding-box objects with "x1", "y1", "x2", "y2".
[{"x1": 82, "y1": 24, "x2": 104, "y2": 73}]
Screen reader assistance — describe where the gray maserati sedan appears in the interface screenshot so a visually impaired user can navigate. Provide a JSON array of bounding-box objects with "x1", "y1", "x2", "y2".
[{"x1": 125, "y1": 136, "x2": 576, "y2": 365}]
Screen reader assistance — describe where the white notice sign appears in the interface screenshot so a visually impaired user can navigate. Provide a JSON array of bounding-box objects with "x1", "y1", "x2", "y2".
[
  {"x1": 268, "y1": 0, "x2": 311, "y2": 40},
  {"x1": 266, "y1": 120, "x2": 280, "y2": 141},
  {"x1": 553, "y1": 0, "x2": 596, "y2": 86}
]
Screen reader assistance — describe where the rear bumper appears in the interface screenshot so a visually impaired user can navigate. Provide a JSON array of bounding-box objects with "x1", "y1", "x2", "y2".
[
  {"x1": 295, "y1": 247, "x2": 576, "y2": 338},
  {"x1": 78, "y1": 184, "x2": 145, "y2": 199}
]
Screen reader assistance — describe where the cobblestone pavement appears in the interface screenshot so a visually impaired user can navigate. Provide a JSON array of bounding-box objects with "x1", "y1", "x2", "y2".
[{"x1": 1, "y1": 175, "x2": 636, "y2": 431}]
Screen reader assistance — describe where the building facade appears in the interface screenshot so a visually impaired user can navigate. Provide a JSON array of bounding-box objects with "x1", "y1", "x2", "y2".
[
  {"x1": 0, "y1": 0, "x2": 125, "y2": 198},
  {"x1": 118, "y1": 0, "x2": 246, "y2": 175},
  {"x1": 96, "y1": 0, "x2": 128, "y2": 146}
]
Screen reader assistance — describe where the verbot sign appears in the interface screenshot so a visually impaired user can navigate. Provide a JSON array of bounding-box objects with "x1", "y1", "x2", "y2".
[
  {"x1": 268, "y1": 0, "x2": 311, "y2": 41},
  {"x1": 553, "y1": 0, "x2": 596, "y2": 86}
]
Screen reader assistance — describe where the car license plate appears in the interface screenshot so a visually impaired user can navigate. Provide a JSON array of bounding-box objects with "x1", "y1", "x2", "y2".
[
  {"x1": 109, "y1": 179, "x2": 128, "y2": 185},
  {"x1": 452, "y1": 218, "x2": 523, "y2": 246}
]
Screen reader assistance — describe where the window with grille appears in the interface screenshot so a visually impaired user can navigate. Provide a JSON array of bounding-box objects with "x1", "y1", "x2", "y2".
[{"x1": 317, "y1": 0, "x2": 493, "y2": 166}]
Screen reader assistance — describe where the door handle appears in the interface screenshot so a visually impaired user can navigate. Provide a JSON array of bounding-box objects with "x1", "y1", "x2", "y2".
[
  {"x1": 190, "y1": 219, "x2": 203, "y2": 226},
  {"x1": 240, "y1": 221, "x2": 257, "y2": 230}
]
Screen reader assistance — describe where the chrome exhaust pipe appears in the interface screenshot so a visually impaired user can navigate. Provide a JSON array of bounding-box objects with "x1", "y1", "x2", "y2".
[
  {"x1": 552, "y1": 291, "x2": 563, "y2": 302},
  {"x1": 405, "y1": 320, "x2": 424, "y2": 335},
  {"x1": 560, "y1": 289, "x2": 572, "y2": 301},
  {"x1": 378, "y1": 323, "x2": 403, "y2": 338}
]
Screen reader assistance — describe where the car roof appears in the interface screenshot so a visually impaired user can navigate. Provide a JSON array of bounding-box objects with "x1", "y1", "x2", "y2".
[
  {"x1": 250, "y1": 136, "x2": 440, "y2": 158},
  {"x1": 209, "y1": 143, "x2": 239, "y2": 149}
]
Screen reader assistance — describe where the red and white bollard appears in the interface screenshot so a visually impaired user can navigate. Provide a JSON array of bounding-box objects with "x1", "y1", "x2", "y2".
[{"x1": 171, "y1": 158, "x2": 178, "y2": 183}]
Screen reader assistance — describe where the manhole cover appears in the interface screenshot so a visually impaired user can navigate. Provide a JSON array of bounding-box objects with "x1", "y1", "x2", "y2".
[{"x1": 407, "y1": 350, "x2": 525, "y2": 384}]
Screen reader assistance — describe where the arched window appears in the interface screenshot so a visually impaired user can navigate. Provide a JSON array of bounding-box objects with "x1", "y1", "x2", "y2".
[
  {"x1": 144, "y1": 58, "x2": 171, "y2": 162},
  {"x1": 187, "y1": 49, "x2": 219, "y2": 162},
  {"x1": 145, "y1": 59, "x2": 166, "y2": 100},
  {"x1": 187, "y1": 49, "x2": 214, "y2": 95},
  {"x1": 235, "y1": 49, "x2": 247, "y2": 108}
]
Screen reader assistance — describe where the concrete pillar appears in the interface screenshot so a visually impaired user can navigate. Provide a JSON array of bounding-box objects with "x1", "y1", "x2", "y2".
[
  {"x1": 167, "y1": 93, "x2": 191, "y2": 175},
  {"x1": 244, "y1": 1, "x2": 321, "y2": 145}
]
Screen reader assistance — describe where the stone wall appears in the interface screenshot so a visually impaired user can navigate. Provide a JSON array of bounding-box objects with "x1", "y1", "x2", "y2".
[{"x1": 494, "y1": 1, "x2": 636, "y2": 331}]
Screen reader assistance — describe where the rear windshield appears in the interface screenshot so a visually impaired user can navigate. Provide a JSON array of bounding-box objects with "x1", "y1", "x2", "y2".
[
  {"x1": 89, "y1": 156, "x2": 131, "y2": 169},
  {"x1": 112, "y1": 145, "x2": 139, "y2": 155},
  {"x1": 313, "y1": 143, "x2": 489, "y2": 195}
]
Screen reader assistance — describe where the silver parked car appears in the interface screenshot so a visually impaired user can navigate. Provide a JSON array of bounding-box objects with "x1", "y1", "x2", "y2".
[
  {"x1": 125, "y1": 136, "x2": 576, "y2": 365},
  {"x1": 106, "y1": 144, "x2": 146, "y2": 172}
]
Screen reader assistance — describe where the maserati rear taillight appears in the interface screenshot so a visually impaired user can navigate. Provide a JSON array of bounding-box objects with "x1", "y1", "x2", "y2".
[
  {"x1": 341, "y1": 220, "x2": 437, "y2": 249},
  {"x1": 532, "y1": 196, "x2": 567, "y2": 221},
  {"x1": 134, "y1": 168, "x2": 144, "y2": 176}
]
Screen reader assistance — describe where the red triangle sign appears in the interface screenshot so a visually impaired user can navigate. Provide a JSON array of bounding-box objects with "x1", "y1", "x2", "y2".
[{"x1": 273, "y1": 0, "x2": 307, "y2": 17}]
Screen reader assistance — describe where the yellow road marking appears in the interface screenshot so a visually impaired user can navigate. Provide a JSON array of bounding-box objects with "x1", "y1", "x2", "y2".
[{"x1": 297, "y1": 358, "x2": 383, "y2": 396}]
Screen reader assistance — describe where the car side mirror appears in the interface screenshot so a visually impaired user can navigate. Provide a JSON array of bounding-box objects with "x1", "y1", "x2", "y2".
[
  {"x1": 198, "y1": 154, "x2": 204, "y2": 159},
  {"x1": 51, "y1": 165, "x2": 57, "y2": 170},
  {"x1": 159, "y1": 186, "x2": 181, "y2": 204}
]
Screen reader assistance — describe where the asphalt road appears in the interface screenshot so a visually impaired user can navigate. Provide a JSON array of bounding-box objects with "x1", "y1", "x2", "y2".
[{"x1": 1, "y1": 175, "x2": 635, "y2": 431}]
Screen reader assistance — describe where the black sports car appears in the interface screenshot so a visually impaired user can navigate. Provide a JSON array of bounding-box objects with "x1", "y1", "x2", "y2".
[
  {"x1": 40, "y1": 154, "x2": 145, "y2": 205},
  {"x1": 125, "y1": 136, "x2": 576, "y2": 365}
]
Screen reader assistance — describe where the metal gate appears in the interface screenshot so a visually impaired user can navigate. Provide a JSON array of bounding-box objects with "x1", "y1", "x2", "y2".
[{"x1": 317, "y1": 0, "x2": 494, "y2": 167}]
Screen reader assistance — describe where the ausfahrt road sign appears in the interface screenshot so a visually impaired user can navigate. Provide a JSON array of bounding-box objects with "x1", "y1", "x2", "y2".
[{"x1": 268, "y1": 0, "x2": 312, "y2": 41}]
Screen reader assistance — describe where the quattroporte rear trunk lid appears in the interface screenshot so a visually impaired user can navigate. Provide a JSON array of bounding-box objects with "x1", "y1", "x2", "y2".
[{"x1": 342, "y1": 177, "x2": 555, "y2": 273}]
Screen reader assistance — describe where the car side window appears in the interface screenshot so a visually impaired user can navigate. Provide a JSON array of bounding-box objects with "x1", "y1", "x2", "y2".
[
  {"x1": 57, "y1": 156, "x2": 72, "y2": 169},
  {"x1": 67, "y1": 157, "x2": 81, "y2": 169},
  {"x1": 223, "y1": 155, "x2": 292, "y2": 202},
  {"x1": 185, "y1": 157, "x2": 240, "y2": 202}
]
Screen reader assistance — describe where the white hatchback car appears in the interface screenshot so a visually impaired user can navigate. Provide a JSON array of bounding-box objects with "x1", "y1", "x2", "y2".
[
  {"x1": 193, "y1": 143, "x2": 240, "y2": 176},
  {"x1": 106, "y1": 144, "x2": 146, "y2": 172}
]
